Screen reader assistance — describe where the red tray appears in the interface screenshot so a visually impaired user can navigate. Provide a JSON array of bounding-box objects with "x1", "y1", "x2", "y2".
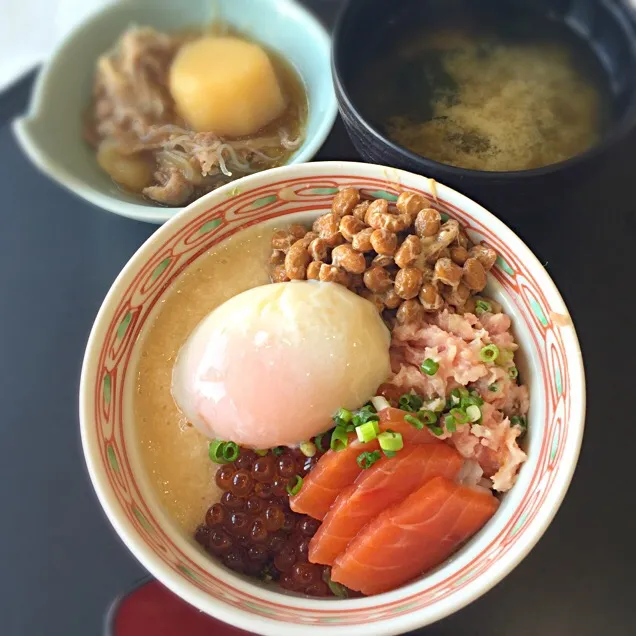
[{"x1": 106, "y1": 578, "x2": 254, "y2": 636}]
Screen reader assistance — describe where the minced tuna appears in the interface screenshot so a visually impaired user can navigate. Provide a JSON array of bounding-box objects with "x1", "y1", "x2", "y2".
[{"x1": 389, "y1": 309, "x2": 529, "y2": 492}]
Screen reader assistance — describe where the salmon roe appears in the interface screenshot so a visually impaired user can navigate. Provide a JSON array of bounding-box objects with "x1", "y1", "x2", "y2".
[{"x1": 195, "y1": 445, "x2": 336, "y2": 597}]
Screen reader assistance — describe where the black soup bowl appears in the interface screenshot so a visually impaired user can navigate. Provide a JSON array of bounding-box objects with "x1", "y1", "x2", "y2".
[{"x1": 332, "y1": 0, "x2": 636, "y2": 221}]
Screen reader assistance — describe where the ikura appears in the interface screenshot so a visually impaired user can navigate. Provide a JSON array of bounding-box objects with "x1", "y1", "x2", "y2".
[{"x1": 195, "y1": 444, "x2": 342, "y2": 597}]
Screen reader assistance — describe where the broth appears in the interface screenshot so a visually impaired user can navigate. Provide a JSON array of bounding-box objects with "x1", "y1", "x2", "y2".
[
  {"x1": 352, "y1": 1, "x2": 612, "y2": 171},
  {"x1": 134, "y1": 225, "x2": 274, "y2": 532}
]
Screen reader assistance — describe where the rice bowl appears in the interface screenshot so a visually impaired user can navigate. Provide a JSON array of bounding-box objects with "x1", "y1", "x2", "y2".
[{"x1": 79, "y1": 161, "x2": 585, "y2": 635}]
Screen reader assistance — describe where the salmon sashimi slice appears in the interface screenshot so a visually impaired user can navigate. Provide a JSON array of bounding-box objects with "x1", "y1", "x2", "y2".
[
  {"x1": 309, "y1": 444, "x2": 464, "y2": 565},
  {"x1": 290, "y1": 440, "x2": 366, "y2": 520},
  {"x1": 331, "y1": 476, "x2": 499, "y2": 595},
  {"x1": 379, "y1": 407, "x2": 443, "y2": 441},
  {"x1": 290, "y1": 409, "x2": 440, "y2": 520}
]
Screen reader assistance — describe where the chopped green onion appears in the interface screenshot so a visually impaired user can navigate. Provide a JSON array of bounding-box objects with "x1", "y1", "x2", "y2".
[
  {"x1": 465, "y1": 405, "x2": 482, "y2": 422},
  {"x1": 356, "y1": 450, "x2": 382, "y2": 469},
  {"x1": 330, "y1": 427, "x2": 349, "y2": 452},
  {"x1": 427, "y1": 422, "x2": 444, "y2": 436},
  {"x1": 440, "y1": 212, "x2": 450, "y2": 222},
  {"x1": 511, "y1": 415, "x2": 527, "y2": 430},
  {"x1": 209, "y1": 440, "x2": 229, "y2": 464},
  {"x1": 509, "y1": 366, "x2": 519, "y2": 379},
  {"x1": 383, "y1": 450, "x2": 397, "y2": 458},
  {"x1": 449, "y1": 387, "x2": 469, "y2": 406},
  {"x1": 300, "y1": 441, "x2": 317, "y2": 457},
  {"x1": 420, "y1": 358, "x2": 439, "y2": 376},
  {"x1": 497, "y1": 349, "x2": 515, "y2": 366},
  {"x1": 356, "y1": 420, "x2": 380, "y2": 443},
  {"x1": 473, "y1": 393, "x2": 485, "y2": 405},
  {"x1": 323, "y1": 569, "x2": 349, "y2": 598},
  {"x1": 328, "y1": 581, "x2": 349, "y2": 598},
  {"x1": 417, "y1": 410, "x2": 438, "y2": 425},
  {"x1": 449, "y1": 408, "x2": 469, "y2": 425},
  {"x1": 399, "y1": 392, "x2": 424, "y2": 412},
  {"x1": 459, "y1": 391, "x2": 484, "y2": 410},
  {"x1": 272, "y1": 446, "x2": 285, "y2": 456},
  {"x1": 332, "y1": 407, "x2": 353, "y2": 428},
  {"x1": 314, "y1": 432, "x2": 326, "y2": 453},
  {"x1": 423, "y1": 397, "x2": 446, "y2": 412},
  {"x1": 286, "y1": 475, "x2": 304, "y2": 496},
  {"x1": 254, "y1": 449, "x2": 269, "y2": 457},
  {"x1": 352, "y1": 404, "x2": 379, "y2": 426},
  {"x1": 371, "y1": 395, "x2": 390, "y2": 412},
  {"x1": 479, "y1": 344, "x2": 500, "y2": 363},
  {"x1": 488, "y1": 383, "x2": 499, "y2": 392},
  {"x1": 222, "y1": 442, "x2": 239, "y2": 463},
  {"x1": 475, "y1": 300, "x2": 492, "y2": 315},
  {"x1": 378, "y1": 431, "x2": 404, "y2": 452},
  {"x1": 404, "y1": 413, "x2": 424, "y2": 430},
  {"x1": 444, "y1": 414, "x2": 457, "y2": 433}
]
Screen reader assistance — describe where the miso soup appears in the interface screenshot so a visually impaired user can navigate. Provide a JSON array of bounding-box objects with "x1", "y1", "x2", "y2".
[{"x1": 352, "y1": 0, "x2": 612, "y2": 171}]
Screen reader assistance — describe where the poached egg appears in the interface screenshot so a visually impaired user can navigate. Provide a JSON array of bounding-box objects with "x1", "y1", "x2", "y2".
[{"x1": 172, "y1": 281, "x2": 391, "y2": 448}]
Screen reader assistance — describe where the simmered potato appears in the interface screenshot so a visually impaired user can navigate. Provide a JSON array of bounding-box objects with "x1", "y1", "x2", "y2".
[
  {"x1": 96, "y1": 143, "x2": 153, "y2": 192},
  {"x1": 169, "y1": 36, "x2": 286, "y2": 137}
]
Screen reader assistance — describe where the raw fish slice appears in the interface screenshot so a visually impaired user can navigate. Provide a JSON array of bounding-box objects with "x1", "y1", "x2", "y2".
[
  {"x1": 290, "y1": 409, "x2": 439, "y2": 520},
  {"x1": 331, "y1": 476, "x2": 499, "y2": 595},
  {"x1": 379, "y1": 408, "x2": 446, "y2": 450},
  {"x1": 309, "y1": 444, "x2": 463, "y2": 565},
  {"x1": 289, "y1": 440, "x2": 365, "y2": 520},
  {"x1": 378, "y1": 407, "x2": 443, "y2": 438}
]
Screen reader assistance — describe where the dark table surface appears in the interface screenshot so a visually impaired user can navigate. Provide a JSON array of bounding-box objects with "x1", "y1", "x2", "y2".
[{"x1": 2, "y1": 2, "x2": 636, "y2": 635}]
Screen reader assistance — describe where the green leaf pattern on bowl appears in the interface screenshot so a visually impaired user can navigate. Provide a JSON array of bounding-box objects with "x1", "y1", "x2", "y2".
[
  {"x1": 103, "y1": 373, "x2": 111, "y2": 405},
  {"x1": 177, "y1": 564, "x2": 200, "y2": 581},
  {"x1": 243, "y1": 601, "x2": 277, "y2": 615},
  {"x1": 366, "y1": 189, "x2": 398, "y2": 201},
  {"x1": 200, "y1": 218, "x2": 222, "y2": 234},
  {"x1": 496, "y1": 255, "x2": 515, "y2": 276},
  {"x1": 309, "y1": 187, "x2": 339, "y2": 195},
  {"x1": 251, "y1": 195, "x2": 278, "y2": 209},
  {"x1": 510, "y1": 512, "x2": 529, "y2": 538},
  {"x1": 151, "y1": 258, "x2": 171, "y2": 281},
  {"x1": 106, "y1": 444, "x2": 119, "y2": 473},
  {"x1": 530, "y1": 298, "x2": 549, "y2": 327},
  {"x1": 117, "y1": 312, "x2": 132, "y2": 340},
  {"x1": 550, "y1": 428, "x2": 560, "y2": 462},
  {"x1": 133, "y1": 506, "x2": 154, "y2": 534}
]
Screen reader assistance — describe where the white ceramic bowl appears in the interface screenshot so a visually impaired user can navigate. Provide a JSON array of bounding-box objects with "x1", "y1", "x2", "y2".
[
  {"x1": 79, "y1": 161, "x2": 585, "y2": 635},
  {"x1": 13, "y1": 0, "x2": 337, "y2": 224}
]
